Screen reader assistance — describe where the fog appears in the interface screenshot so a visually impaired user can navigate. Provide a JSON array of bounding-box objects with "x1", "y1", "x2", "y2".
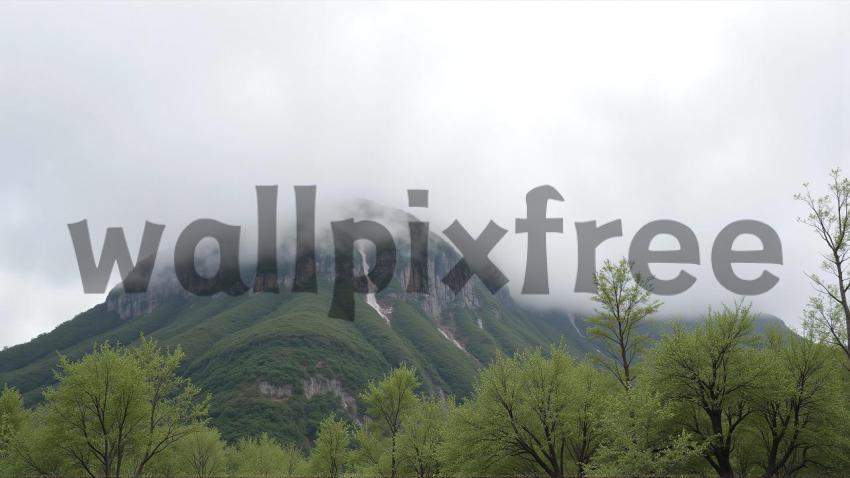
[{"x1": 1, "y1": 2, "x2": 847, "y2": 347}]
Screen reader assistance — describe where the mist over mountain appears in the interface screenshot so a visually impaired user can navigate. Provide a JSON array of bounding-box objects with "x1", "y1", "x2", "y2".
[{"x1": 0, "y1": 202, "x2": 790, "y2": 446}]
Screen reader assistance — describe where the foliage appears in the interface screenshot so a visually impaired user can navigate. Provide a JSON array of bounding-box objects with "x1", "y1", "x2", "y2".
[
  {"x1": 45, "y1": 342, "x2": 149, "y2": 478},
  {"x1": 397, "y1": 397, "x2": 451, "y2": 478},
  {"x1": 310, "y1": 414, "x2": 351, "y2": 478},
  {"x1": 350, "y1": 423, "x2": 392, "y2": 477},
  {"x1": 0, "y1": 386, "x2": 25, "y2": 436},
  {"x1": 796, "y1": 168, "x2": 850, "y2": 369},
  {"x1": 587, "y1": 386, "x2": 704, "y2": 477},
  {"x1": 445, "y1": 345, "x2": 613, "y2": 478},
  {"x1": 228, "y1": 432, "x2": 305, "y2": 477},
  {"x1": 749, "y1": 330, "x2": 850, "y2": 476},
  {"x1": 36, "y1": 337, "x2": 206, "y2": 478},
  {"x1": 0, "y1": 386, "x2": 25, "y2": 476},
  {"x1": 588, "y1": 258, "x2": 662, "y2": 389},
  {"x1": 128, "y1": 337, "x2": 210, "y2": 476},
  {"x1": 174, "y1": 426, "x2": 227, "y2": 478},
  {"x1": 1, "y1": 314, "x2": 849, "y2": 478},
  {"x1": 361, "y1": 364, "x2": 420, "y2": 478},
  {"x1": 2, "y1": 405, "x2": 70, "y2": 477},
  {"x1": 647, "y1": 302, "x2": 769, "y2": 477}
]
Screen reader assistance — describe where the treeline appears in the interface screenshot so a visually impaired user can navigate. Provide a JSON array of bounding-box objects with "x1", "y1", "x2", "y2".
[
  {"x1": 0, "y1": 170, "x2": 848, "y2": 478},
  {"x1": 2, "y1": 301, "x2": 850, "y2": 478}
]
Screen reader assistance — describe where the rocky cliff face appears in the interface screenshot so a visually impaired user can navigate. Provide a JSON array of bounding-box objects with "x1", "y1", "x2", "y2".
[
  {"x1": 301, "y1": 376, "x2": 358, "y2": 413},
  {"x1": 106, "y1": 272, "x2": 189, "y2": 319},
  {"x1": 107, "y1": 211, "x2": 512, "y2": 326}
]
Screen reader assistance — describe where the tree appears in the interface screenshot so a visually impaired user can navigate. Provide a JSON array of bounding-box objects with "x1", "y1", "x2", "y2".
[
  {"x1": 648, "y1": 302, "x2": 769, "y2": 478},
  {"x1": 448, "y1": 346, "x2": 612, "y2": 478},
  {"x1": 4, "y1": 405, "x2": 69, "y2": 477},
  {"x1": 361, "y1": 364, "x2": 419, "y2": 478},
  {"x1": 796, "y1": 169, "x2": 850, "y2": 370},
  {"x1": 174, "y1": 426, "x2": 226, "y2": 478},
  {"x1": 0, "y1": 385, "x2": 26, "y2": 475},
  {"x1": 565, "y1": 361, "x2": 611, "y2": 477},
  {"x1": 587, "y1": 386, "x2": 703, "y2": 477},
  {"x1": 280, "y1": 441, "x2": 308, "y2": 476},
  {"x1": 229, "y1": 432, "x2": 303, "y2": 477},
  {"x1": 0, "y1": 385, "x2": 24, "y2": 451},
  {"x1": 42, "y1": 338, "x2": 207, "y2": 478},
  {"x1": 127, "y1": 337, "x2": 209, "y2": 477},
  {"x1": 45, "y1": 342, "x2": 148, "y2": 478},
  {"x1": 397, "y1": 397, "x2": 450, "y2": 478},
  {"x1": 350, "y1": 424, "x2": 392, "y2": 477},
  {"x1": 588, "y1": 258, "x2": 661, "y2": 389},
  {"x1": 752, "y1": 331, "x2": 849, "y2": 477},
  {"x1": 311, "y1": 414, "x2": 351, "y2": 478}
]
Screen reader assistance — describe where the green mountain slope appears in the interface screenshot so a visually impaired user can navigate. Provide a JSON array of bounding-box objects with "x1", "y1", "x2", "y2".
[
  {"x1": 0, "y1": 286, "x2": 789, "y2": 450},
  {"x1": 0, "y1": 282, "x2": 569, "y2": 446}
]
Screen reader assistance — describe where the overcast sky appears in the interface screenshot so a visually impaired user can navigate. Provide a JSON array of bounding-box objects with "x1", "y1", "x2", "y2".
[{"x1": 0, "y1": 2, "x2": 848, "y2": 348}]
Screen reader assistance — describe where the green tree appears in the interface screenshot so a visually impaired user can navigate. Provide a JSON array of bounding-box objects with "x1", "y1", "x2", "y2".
[
  {"x1": 229, "y1": 432, "x2": 302, "y2": 477},
  {"x1": 42, "y1": 338, "x2": 207, "y2": 478},
  {"x1": 174, "y1": 426, "x2": 226, "y2": 478},
  {"x1": 648, "y1": 302, "x2": 768, "y2": 478},
  {"x1": 751, "y1": 331, "x2": 850, "y2": 477},
  {"x1": 0, "y1": 385, "x2": 25, "y2": 437},
  {"x1": 350, "y1": 424, "x2": 392, "y2": 477},
  {"x1": 140, "y1": 445, "x2": 180, "y2": 478},
  {"x1": 0, "y1": 385, "x2": 26, "y2": 476},
  {"x1": 280, "y1": 441, "x2": 308, "y2": 476},
  {"x1": 45, "y1": 342, "x2": 148, "y2": 478},
  {"x1": 310, "y1": 414, "x2": 351, "y2": 478},
  {"x1": 588, "y1": 258, "x2": 661, "y2": 389},
  {"x1": 566, "y1": 361, "x2": 612, "y2": 477},
  {"x1": 4, "y1": 405, "x2": 69, "y2": 477},
  {"x1": 587, "y1": 386, "x2": 703, "y2": 477},
  {"x1": 796, "y1": 169, "x2": 850, "y2": 370},
  {"x1": 0, "y1": 385, "x2": 23, "y2": 451},
  {"x1": 128, "y1": 337, "x2": 209, "y2": 477},
  {"x1": 447, "y1": 346, "x2": 611, "y2": 478},
  {"x1": 361, "y1": 364, "x2": 419, "y2": 478},
  {"x1": 397, "y1": 397, "x2": 450, "y2": 478}
]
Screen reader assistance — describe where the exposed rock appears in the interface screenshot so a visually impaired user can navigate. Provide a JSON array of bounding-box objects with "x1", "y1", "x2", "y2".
[
  {"x1": 105, "y1": 272, "x2": 190, "y2": 319},
  {"x1": 437, "y1": 325, "x2": 467, "y2": 353},
  {"x1": 258, "y1": 381, "x2": 293, "y2": 399},
  {"x1": 303, "y1": 376, "x2": 357, "y2": 413},
  {"x1": 104, "y1": 202, "x2": 514, "y2": 324}
]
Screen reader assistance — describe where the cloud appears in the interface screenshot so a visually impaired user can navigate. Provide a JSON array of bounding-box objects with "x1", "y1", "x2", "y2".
[{"x1": 0, "y1": 2, "x2": 847, "y2": 346}]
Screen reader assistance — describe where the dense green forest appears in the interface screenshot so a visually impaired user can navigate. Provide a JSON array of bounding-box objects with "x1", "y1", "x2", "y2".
[
  {"x1": 0, "y1": 170, "x2": 847, "y2": 478},
  {"x1": 3, "y1": 301, "x2": 850, "y2": 478}
]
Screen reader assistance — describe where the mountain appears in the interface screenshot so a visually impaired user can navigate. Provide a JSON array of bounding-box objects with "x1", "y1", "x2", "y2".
[{"x1": 0, "y1": 204, "x2": 791, "y2": 448}]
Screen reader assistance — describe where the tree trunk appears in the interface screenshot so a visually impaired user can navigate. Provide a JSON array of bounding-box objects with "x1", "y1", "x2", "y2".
[
  {"x1": 715, "y1": 448, "x2": 735, "y2": 478},
  {"x1": 839, "y1": 261, "x2": 850, "y2": 368},
  {"x1": 574, "y1": 461, "x2": 584, "y2": 478},
  {"x1": 707, "y1": 409, "x2": 735, "y2": 478},
  {"x1": 391, "y1": 433, "x2": 397, "y2": 478}
]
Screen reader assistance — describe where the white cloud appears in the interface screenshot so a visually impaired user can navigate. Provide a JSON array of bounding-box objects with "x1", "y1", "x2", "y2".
[{"x1": 0, "y1": 2, "x2": 847, "y2": 346}]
